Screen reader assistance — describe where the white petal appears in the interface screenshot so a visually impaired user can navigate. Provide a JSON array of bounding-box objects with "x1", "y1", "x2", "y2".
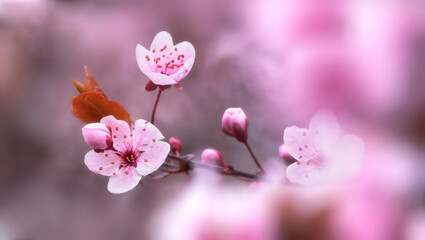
[
  {"x1": 107, "y1": 167, "x2": 141, "y2": 194},
  {"x1": 147, "y1": 72, "x2": 177, "y2": 85},
  {"x1": 338, "y1": 134, "x2": 364, "y2": 177},
  {"x1": 286, "y1": 162, "x2": 329, "y2": 185},
  {"x1": 150, "y1": 31, "x2": 174, "y2": 52},
  {"x1": 341, "y1": 134, "x2": 364, "y2": 159},
  {"x1": 84, "y1": 150, "x2": 120, "y2": 176},
  {"x1": 309, "y1": 109, "x2": 340, "y2": 143},
  {"x1": 101, "y1": 115, "x2": 132, "y2": 152},
  {"x1": 136, "y1": 44, "x2": 155, "y2": 75},
  {"x1": 136, "y1": 141, "x2": 170, "y2": 176},
  {"x1": 132, "y1": 119, "x2": 165, "y2": 151},
  {"x1": 174, "y1": 41, "x2": 195, "y2": 60},
  {"x1": 170, "y1": 57, "x2": 194, "y2": 83},
  {"x1": 283, "y1": 126, "x2": 319, "y2": 162}
]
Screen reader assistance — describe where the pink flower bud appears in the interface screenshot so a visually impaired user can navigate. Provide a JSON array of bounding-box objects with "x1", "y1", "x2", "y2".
[
  {"x1": 201, "y1": 148, "x2": 227, "y2": 168},
  {"x1": 82, "y1": 123, "x2": 112, "y2": 151},
  {"x1": 169, "y1": 137, "x2": 182, "y2": 155},
  {"x1": 221, "y1": 108, "x2": 248, "y2": 142},
  {"x1": 279, "y1": 144, "x2": 296, "y2": 164}
]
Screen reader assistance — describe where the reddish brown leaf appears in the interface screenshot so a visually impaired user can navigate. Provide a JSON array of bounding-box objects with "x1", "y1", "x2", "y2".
[
  {"x1": 72, "y1": 66, "x2": 107, "y2": 98},
  {"x1": 72, "y1": 92, "x2": 131, "y2": 125}
]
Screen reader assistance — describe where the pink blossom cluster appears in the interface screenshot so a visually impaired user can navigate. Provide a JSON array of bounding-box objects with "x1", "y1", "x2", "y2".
[{"x1": 80, "y1": 31, "x2": 366, "y2": 194}]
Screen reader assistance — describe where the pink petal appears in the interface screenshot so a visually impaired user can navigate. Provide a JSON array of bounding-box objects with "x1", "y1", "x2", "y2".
[
  {"x1": 337, "y1": 134, "x2": 364, "y2": 177},
  {"x1": 174, "y1": 41, "x2": 195, "y2": 60},
  {"x1": 309, "y1": 109, "x2": 340, "y2": 143},
  {"x1": 150, "y1": 31, "x2": 174, "y2": 53},
  {"x1": 132, "y1": 119, "x2": 165, "y2": 151},
  {"x1": 340, "y1": 134, "x2": 364, "y2": 160},
  {"x1": 147, "y1": 72, "x2": 177, "y2": 85},
  {"x1": 135, "y1": 141, "x2": 170, "y2": 176},
  {"x1": 286, "y1": 161, "x2": 328, "y2": 185},
  {"x1": 170, "y1": 57, "x2": 195, "y2": 83},
  {"x1": 82, "y1": 123, "x2": 111, "y2": 150},
  {"x1": 107, "y1": 167, "x2": 141, "y2": 194},
  {"x1": 136, "y1": 44, "x2": 155, "y2": 75},
  {"x1": 84, "y1": 150, "x2": 120, "y2": 176},
  {"x1": 283, "y1": 126, "x2": 318, "y2": 162},
  {"x1": 100, "y1": 115, "x2": 132, "y2": 152}
]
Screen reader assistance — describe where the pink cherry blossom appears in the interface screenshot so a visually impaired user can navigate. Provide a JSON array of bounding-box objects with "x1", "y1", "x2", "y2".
[
  {"x1": 284, "y1": 109, "x2": 364, "y2": 185},
  {"x1": 83, "y1": 115, "x2": 170, "y2": 194},
  {"x1": 222, "y1": 107, "x2": 248, "y2": 142},
  {"x1": 82, "y1": 122, "x2": 112, "y2": 152},
  {"x1": 136, "y1": 31, "x2": 195, "y2": 86}
]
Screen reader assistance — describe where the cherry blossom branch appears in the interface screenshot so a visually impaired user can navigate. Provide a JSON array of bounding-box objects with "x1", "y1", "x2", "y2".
[
  {"x1": 163, "y1": 153, "x2": 259, "y2": 181},
  {"x1": 151, "y1": 87, "x2": 164, "y2": 124},
  {"x1": 243, "y1": 141, "x2": 265, "y2": 174}
]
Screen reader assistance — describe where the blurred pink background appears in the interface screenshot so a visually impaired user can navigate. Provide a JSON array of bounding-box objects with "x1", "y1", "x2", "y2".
[{"x1": 0, "y1": 0, "x2": 424, "y2": 239}]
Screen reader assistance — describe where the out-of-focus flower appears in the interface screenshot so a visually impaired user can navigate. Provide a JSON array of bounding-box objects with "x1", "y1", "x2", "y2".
[
  {"x1": 329, "y1": 136, "x2": 418, "y2": 240},
  {"x1": 404, "y1": 211, "x2": 425, "y2": 240},
  {"x1": 83, "y1": 115, "x2": 170, "y2": 194},
  {"x1": 82, "y1": 122, "x2": 112, "y2": 152},
  {"x1": 169, "y1": 137, "x2": 182, "y2": 155},
  {"x1": 222, "y1": 107, "x2": 248, "y2": 142},
  {"x1": 136, "y1": 31, "x2": 195, "y2": 87},
  {"x1": 284, "y1": 109, "x2": 364, "y2": 185},
  {"x1": 151, "y1": 171, "x2": 276, "y2": 240},
  {"x1": 201, "y1": 148, "x2": 227, "y2": 168}
]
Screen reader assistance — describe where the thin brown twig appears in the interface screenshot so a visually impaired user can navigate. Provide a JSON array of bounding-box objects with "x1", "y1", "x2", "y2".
[{"x1": 164, "y1": 153, "x2": 260, "y2": 181}]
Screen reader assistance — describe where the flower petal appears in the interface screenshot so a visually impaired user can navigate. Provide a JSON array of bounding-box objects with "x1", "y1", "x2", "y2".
[
  {"x1": 286, "y1": 161, "x2": 329, "y2": 185},
  {"x1": 340, "y1": 134, "x2": 364, "y2": 159},
  {"x1": 132, "y1": 119, "x2": 165, "y2": 150},
  {"x1": 150, "y1": 31, "x2": 174, "y2": 53},
  {"x1": 147, "y1": 72, "x2": 177, "y2": 85},
  {"x1": 170, "y1": 57, "x2": 195, "y2": 83},
  {"x1": 309, "y1": 109, "x2": 340, "y2": 143},
  {"x1": 283, "y1": 126, "x2": 319, "y2": 162},
  {"x1": 101, "y1": 115, "x2": 132, "y2": 152},
  {"x1": 174, "y1": 41, "x2": 195, "y2": 60},
  {"x1": 338, "y1": 134, "x2": 364, "y2": 177},
  {"x1": 107, "y1": 167, "x2": 141, "y2": 194},
  {"x1": 136, "y1": 141, "x2": 170, "y2": 176},
  {"x1": 84, "y1": 150, "x2": 120, "y2": 176},
  {"x1": 136, "y1": 44, "x2": 155, "y2": 75}
]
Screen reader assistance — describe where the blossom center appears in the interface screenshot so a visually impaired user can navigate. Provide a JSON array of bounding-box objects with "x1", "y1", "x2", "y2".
[
  {"x1": 117, "y1": 149, "x2": 140, "y2": 168},
  {"x1": 308, "y1": 151, "x2": 325, "y2": 167},
  {"x1": 146, "y1": 45, "x2": 186, "y2": 76}
]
